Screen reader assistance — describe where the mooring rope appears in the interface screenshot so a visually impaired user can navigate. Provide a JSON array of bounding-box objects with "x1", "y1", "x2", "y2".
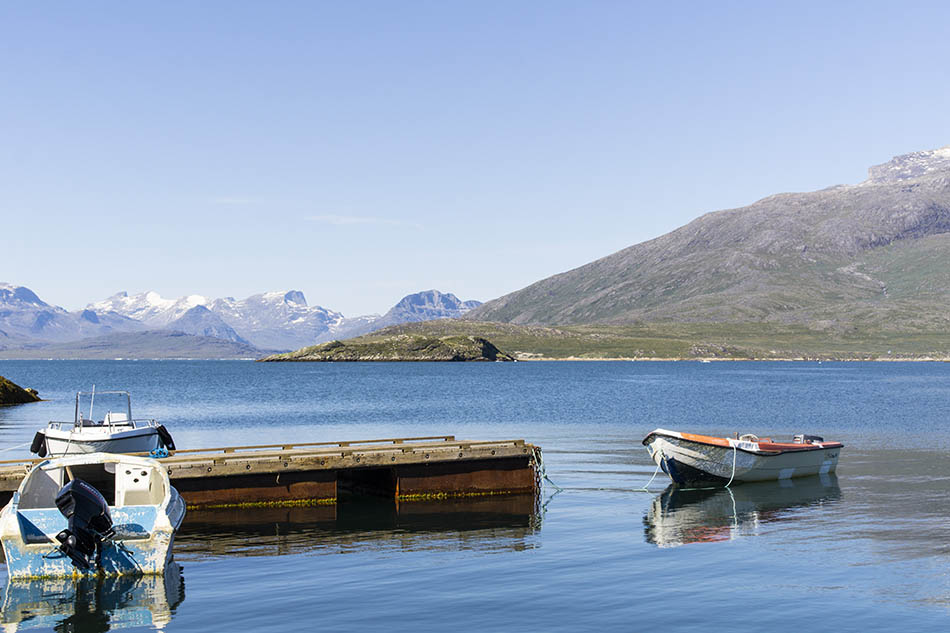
[
  {"x1": 533, "y1": 446, "x2": 563, "y2": 492},
  {"x1": 635, "y1": 458, "x2": 662, "y2": 492},
  {"x1": 63, "y1": 429, "x2": 76, "y2": 457},
  {"x1": 635, "y1": 442, "x2": 739, "y2": 492},
  {"x1": 724, "y1": 443, "x2": 738, "y2": 488},
  {"x1": 0, "y1": 441, "x2": 31, "y2": 454},
  {"x1": 727, "y1": 486, "x2": 738, "y2": 530}
]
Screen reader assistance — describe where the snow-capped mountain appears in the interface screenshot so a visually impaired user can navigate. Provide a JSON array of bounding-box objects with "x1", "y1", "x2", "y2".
[
  {"x1": 89, "y1": 289, "x2": 345, "y2": 350},
  {"x1": 0, "y1": 283, "x2": 142, "y2": 344},
  {"x1": 0, "y1": 282, "x2": 72, "y2": 342},
  {"x1": 167, "y1": 306, "x2": 251, "y2": 345},
  {"x1": 209, "y1": 291, "x2": 345, "y2": 350},
  {"x1": 90, "y1": 291, "x2": 211, "y2": 327},
  {"x1": 866, "y1": 145, "x2": 950, "y2": 182},
  {"x1": 1, "y1": 283, "x2": 483, "y2": 355}
]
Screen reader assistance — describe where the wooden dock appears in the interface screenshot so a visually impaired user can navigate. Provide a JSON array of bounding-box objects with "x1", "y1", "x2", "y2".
[{"x1": 0, "y1": 436, "x2": 540, "y2": 508}]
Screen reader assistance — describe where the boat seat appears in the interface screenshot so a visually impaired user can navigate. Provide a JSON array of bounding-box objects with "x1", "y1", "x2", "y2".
[
  {"x1": 104, "y1": 412, "x2": 130, "y2": 425},
  {"x1": 115, "y1": 464, "x2": 156, "y2": 506}
]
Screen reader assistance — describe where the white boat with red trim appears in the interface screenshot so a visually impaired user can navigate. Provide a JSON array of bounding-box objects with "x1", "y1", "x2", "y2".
[{"x1": 642, "y1": 428, "x2": 843, "y2": 486}]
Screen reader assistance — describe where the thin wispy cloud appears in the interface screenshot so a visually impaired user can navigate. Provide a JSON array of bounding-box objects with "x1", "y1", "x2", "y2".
[
  {"x1": 210, "y1": 197, "x2": 260, "y2": 206},
  {"x1": 307, "y1": 214, "x2": 423, "y2": 229}
]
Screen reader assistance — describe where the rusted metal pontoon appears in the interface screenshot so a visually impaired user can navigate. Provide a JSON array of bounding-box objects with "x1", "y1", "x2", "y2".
[{"x1": 0, "y1": 436, "x2": 540, "y2": 509}]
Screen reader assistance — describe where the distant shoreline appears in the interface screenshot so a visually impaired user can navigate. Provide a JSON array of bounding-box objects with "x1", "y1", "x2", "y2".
[
  {"x1": 514, "y1": 356, "x2": 950, "y2": 362},
  {"x1": 2, "y1": 356, "x2": 948, "y2": 362}
]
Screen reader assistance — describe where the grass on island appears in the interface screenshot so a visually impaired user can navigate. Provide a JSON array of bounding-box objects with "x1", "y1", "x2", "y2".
[
  {"x1": 312, "y1": 320, "x2": 950, "y2": 361},
  {"x1": 261, "y1": 333, "x2": 515, "y2": 362}
]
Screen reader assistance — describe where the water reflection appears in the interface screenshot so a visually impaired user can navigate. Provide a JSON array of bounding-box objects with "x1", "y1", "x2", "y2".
[
  {"x1": 1, "y1": 562, "x2": 184, "y2": 632},
  {"x1": 644, "y1": 475, "x2": 841, "y2": 547},
  {"x1": 175, "y1": 494, "x2": 541, "y2": 559}
]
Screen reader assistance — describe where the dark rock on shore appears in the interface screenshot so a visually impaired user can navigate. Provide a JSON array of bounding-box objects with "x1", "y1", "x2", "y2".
[
  {"x1": 260, "y1": 334, "x2": 515, "y2": 362},
  {"x1": 0, "y1": 376, "x2": 41, "y2": 405}
]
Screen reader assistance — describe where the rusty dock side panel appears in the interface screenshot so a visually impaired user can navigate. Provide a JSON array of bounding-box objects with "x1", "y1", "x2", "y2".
[{"x1": 0, "y1": 436, "x2": 540, "y2": 509}]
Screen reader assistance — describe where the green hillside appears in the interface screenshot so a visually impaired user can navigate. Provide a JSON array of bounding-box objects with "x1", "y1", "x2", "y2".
[{"x1": 329, "y1": 320, "x2": 950, "y2": 361}]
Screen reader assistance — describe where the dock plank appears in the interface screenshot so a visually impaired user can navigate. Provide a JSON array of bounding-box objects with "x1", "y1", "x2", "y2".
[{"x1": 0, "y1": 436, "x2": 540, "y2": 507}]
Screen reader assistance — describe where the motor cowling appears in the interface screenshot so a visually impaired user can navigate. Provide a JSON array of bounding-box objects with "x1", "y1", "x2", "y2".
[{"x1": 54, "y1": 479, "x2": 115, "y2": 570}]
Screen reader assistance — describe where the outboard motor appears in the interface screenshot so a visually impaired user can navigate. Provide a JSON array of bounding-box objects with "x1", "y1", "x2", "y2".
[{"x1": 54, "y1": 480, "x2": 115, "y2": 570}]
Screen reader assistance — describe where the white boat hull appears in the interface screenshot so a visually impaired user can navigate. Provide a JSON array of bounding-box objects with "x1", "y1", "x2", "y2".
[
  {"x1": 42, "y1": 428, "x2": 162, "y2": 456},
  {"x1": 644, "y1": 430, "x2": 842, "y2": 485},
  {"x1": 32, "y1": 389, "x2": 175, "y2": 458}
]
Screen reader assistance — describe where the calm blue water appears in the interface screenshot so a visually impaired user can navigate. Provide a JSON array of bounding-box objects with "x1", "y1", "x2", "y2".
[{"x1": 2, "y1": 361, "x2": 950, "y2": 632}]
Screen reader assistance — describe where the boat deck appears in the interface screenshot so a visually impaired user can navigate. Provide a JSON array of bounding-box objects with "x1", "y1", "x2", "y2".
[{"x1": 0, "y1": 435, "x2": 539, "y2": 508}]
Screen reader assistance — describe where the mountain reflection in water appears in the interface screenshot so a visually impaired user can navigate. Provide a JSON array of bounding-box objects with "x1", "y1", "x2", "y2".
[
  {"x1": 175, "y1": 493, "x2": 541, "y2": 560},
  {"x1": 644, "y1": 475, "x2": 842, "y2": 547},
  {"x1": 1, "y1": 562, "x2": 184, "y2": 632}
]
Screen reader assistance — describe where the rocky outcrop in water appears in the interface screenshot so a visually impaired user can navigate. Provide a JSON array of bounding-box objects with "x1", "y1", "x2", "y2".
[
  {"x1": 0, "y1": 376, "x2": 41, "y2": 404},
  {"x1": 260, "y1": 334, "x2": 514, "y2": 362}
]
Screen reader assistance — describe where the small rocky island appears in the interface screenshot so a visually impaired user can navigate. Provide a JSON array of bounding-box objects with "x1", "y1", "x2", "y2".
[
  {"x1": 261, "y1": 334, "x2": 515, "y2": 362},
  {"x1": 0, "y1": 376, "x2": 41, "y2": 405}
]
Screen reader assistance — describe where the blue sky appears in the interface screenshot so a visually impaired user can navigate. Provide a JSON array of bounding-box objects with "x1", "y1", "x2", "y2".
[{"x1": 3, "y1": 2, "x2": 950, "y2": 316}]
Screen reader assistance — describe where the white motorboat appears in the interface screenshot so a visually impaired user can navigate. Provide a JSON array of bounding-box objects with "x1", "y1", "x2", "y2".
[
  {"x1": 642, "y1": 428, "x2": 843, "y2": 486},
  {"x1": 0, "y1": 452, "x2": 186, "y2": 578},
  {"x1": 30, "y1": 390, "x2": 175, "y2": 457}
]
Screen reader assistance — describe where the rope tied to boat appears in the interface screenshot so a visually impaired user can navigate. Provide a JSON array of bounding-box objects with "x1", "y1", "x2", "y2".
[
  {"x1": 724, "y1": 442, "x2": 738, "y2": 488},
  {"x1": 0, "y1": 441, "x2": 32, "y2": 454},
  {"x1": 635, "y1": 457, "x2": 663, "y2": 492},
  {"x1": 636, "y1": 440, "x2": 739, "y2": 491},
  {"x1": 532, "y1": 446, "x2": 563, "y2": 492}
]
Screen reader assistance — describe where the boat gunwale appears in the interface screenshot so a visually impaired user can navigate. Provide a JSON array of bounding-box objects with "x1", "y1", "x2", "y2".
[
  {"x1": 41, "y1": 425, "x2": 162, "y2": 442},
  {"x1": 642, "y1": 429, "x2": 844, "y2": 456}
]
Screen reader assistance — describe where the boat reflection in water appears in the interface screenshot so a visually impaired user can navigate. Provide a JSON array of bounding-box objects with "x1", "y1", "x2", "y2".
[
  {"x1": 644, "y1": 474, "x2": 841, "y2": 547},
  {"x1": 175, "y1": 493, "x2": 541, "y2": 559},
  {"x1": 1, "y1": 562, "x2": 184, "y2": 632},
  {"x1": 0, "y1": 494, "x2": 537, "y2": 631}
]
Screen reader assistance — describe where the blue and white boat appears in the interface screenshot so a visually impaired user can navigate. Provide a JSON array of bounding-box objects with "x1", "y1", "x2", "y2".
[{"x1": 0, "y1": 452, "x2": 185, "y2": 579}]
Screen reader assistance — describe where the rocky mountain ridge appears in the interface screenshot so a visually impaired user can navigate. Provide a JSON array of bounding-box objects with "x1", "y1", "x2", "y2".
[
  {"x1": 468, "y1": 144, "x2": 950, "y2": 330},
  {"x1": 321, "y1": 290, "x2": 482, "y2": 340},
  {"x1": 0, "y1": 283, "x2": 143, "y2": 343},
  {"x1": 0, "y1": 285, "x2": 481, "y2": 356}
]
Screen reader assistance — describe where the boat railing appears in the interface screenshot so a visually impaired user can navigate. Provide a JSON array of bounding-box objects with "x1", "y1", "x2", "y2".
[{"x1": 48, "y1": 418, "x2": 160, "y2": 432}]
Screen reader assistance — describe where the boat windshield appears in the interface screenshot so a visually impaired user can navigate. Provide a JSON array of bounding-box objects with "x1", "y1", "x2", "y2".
[{"x1": 75, "y1": 390, "x2": 133, "y2": 426}]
